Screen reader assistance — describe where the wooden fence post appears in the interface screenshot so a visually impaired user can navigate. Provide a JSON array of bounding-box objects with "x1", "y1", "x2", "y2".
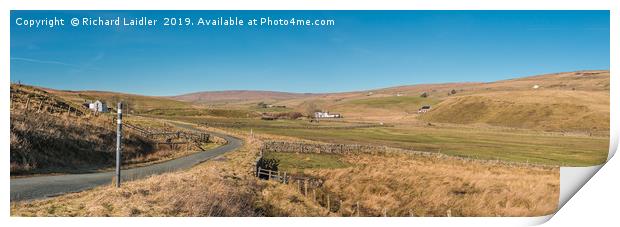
[
  {"x1": 313, "y1": 189, "x2": 316, "y2": 201},
  {"x1": 327, "y1": 194, "x2": 331, "y2": 213},
  {"x1": 383, "y1": 208, "x2": 387, "y2": 217},
  {"x1": 356, "y1": 201, "x2": 360, "y2": 217},
  {"x1": 304, "y1": 179, "x2": 308, "y2": 196},
  {"x1": 25, "y1": 97, "x2": 31, "y2": 110},
  {"x1": 447, "y1": 209, "x2": 452, "y2": 217}
]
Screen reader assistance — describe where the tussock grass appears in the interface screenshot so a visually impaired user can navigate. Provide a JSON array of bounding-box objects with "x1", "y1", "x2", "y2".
[
  {"x1": 256, "y1": 181, "x2": 328, "y2": 216},
  {"x1": 10, "y1": 109, "x2": 154, "y2": 175},
  {"x1": 305, "y1": 152, "x2": 559, "y2": 217},
  {"x1": 11, "y1": 163, "x2": 260, "y2": 216}
]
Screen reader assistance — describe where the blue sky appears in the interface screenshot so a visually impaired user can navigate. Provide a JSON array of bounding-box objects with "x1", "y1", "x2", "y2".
[{"x1": 10, "y1": 11, "x2": 609, "y2": 96}]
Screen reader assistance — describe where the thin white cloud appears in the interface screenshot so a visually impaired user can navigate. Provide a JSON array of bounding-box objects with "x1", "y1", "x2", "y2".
[
  {"x1": 10, "y1": 57, "x2": 79, "y2": 68},
  {"x1": 12, "y1": 55, "x2": 104, "y2": 72}
]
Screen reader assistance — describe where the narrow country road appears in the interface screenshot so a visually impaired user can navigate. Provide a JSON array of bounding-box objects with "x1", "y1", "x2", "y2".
[{"x1": 10, "y1": 123, "x2": 243, "y2": 201}]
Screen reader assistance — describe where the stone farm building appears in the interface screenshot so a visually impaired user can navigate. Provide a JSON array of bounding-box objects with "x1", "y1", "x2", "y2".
[
  {"x1": 315, "y1": 111, "x2": 342, "y2": 118},
  {"x1": 87, "y1": 100, "x2": 108, "y2": 113}
]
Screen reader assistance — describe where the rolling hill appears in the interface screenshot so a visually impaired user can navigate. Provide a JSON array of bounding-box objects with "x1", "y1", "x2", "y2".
[
  {"x1": 151, "y1": 70, "x2": 610, "y2": 133},
  {"x1": 171, "y1": 90, "x2": 320, "y2": 104},
  {"x1": 236, "y1": 70, "x2": 610, "y2": 132},
  {"x1": 418, "y1": 71, "x2": 610, "y2": 132},
  {"x1": 25, "y1": 70, "x2": 610, "y2": 133}
]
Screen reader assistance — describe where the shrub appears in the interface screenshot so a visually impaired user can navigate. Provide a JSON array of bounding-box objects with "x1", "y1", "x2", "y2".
[{"x1": 257, "y1": 157, "x2": 279, "y2": 171}]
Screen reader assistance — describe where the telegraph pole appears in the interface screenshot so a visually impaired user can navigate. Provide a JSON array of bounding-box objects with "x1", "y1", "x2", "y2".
[{"x1": 115, "y1": 102, "x2": 122, "y2": 187}]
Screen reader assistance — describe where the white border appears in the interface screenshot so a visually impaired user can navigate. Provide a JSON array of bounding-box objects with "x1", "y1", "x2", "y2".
[{"x1": 2, "y1": 1, "x2": 617, "y2": 226}]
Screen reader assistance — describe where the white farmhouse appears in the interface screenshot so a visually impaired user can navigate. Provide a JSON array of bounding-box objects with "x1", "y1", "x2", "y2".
[
  {"x1": 88, "y1": 100, "x2": 108, "y2": 113},
  {"x1": 314, "y1": 111, "x2": 342, "y2": 118}
]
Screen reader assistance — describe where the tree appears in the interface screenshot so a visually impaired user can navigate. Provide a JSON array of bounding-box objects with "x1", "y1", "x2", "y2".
[
  {"x1": 288, "y1": 112, "x2": 303, "y2": 120},
  {"x1": 305, "y1": 102, "x2": 320, "y2": 118},
  {"x1": 450, "y1": 89, "x2": 457, "y2": 95},
  {"x1": 420, "y1": 92, "x2": 428, "y2": 98}
]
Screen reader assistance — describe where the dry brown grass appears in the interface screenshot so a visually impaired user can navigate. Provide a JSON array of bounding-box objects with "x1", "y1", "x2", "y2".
[
  {"x1": 304, "y1": 152, "x2": 558, "y2": 217},
  {"x1": 11, "y1": 164, "x2": 259, "y2": 216},
  {"x1": 10, "y1": 110, "x2": 211, "y2": 176},
  {"x1": 10, "y1": 109, "x2": 154, "y2": 175},
  {"x1": 256, "y1": 181, "x2": 328, "y2": 216}
]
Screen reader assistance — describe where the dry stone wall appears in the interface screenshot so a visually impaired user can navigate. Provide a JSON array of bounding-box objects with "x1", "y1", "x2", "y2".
[{"x1": 261, "y1": 140, "x2": 387, "y2": 155}]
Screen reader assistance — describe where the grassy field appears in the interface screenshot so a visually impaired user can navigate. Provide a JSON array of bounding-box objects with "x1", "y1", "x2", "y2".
[
  {"x1": 251, "y1": 125, "x2": 608, "y2": 166},
  {"x1": 338, "y1": 95, "x2": 441, "y2": 113},
  {"x1": 148, "y1": 111, "x2": 608, "y2": 167},
  {"x1": 149, "y1": 115, "x2": 377, "y2": 128}
]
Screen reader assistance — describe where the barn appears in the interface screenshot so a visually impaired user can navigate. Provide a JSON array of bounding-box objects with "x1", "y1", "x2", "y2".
[{"x1": 417, "y1": 105, "x2": 431, "y2": 113}]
